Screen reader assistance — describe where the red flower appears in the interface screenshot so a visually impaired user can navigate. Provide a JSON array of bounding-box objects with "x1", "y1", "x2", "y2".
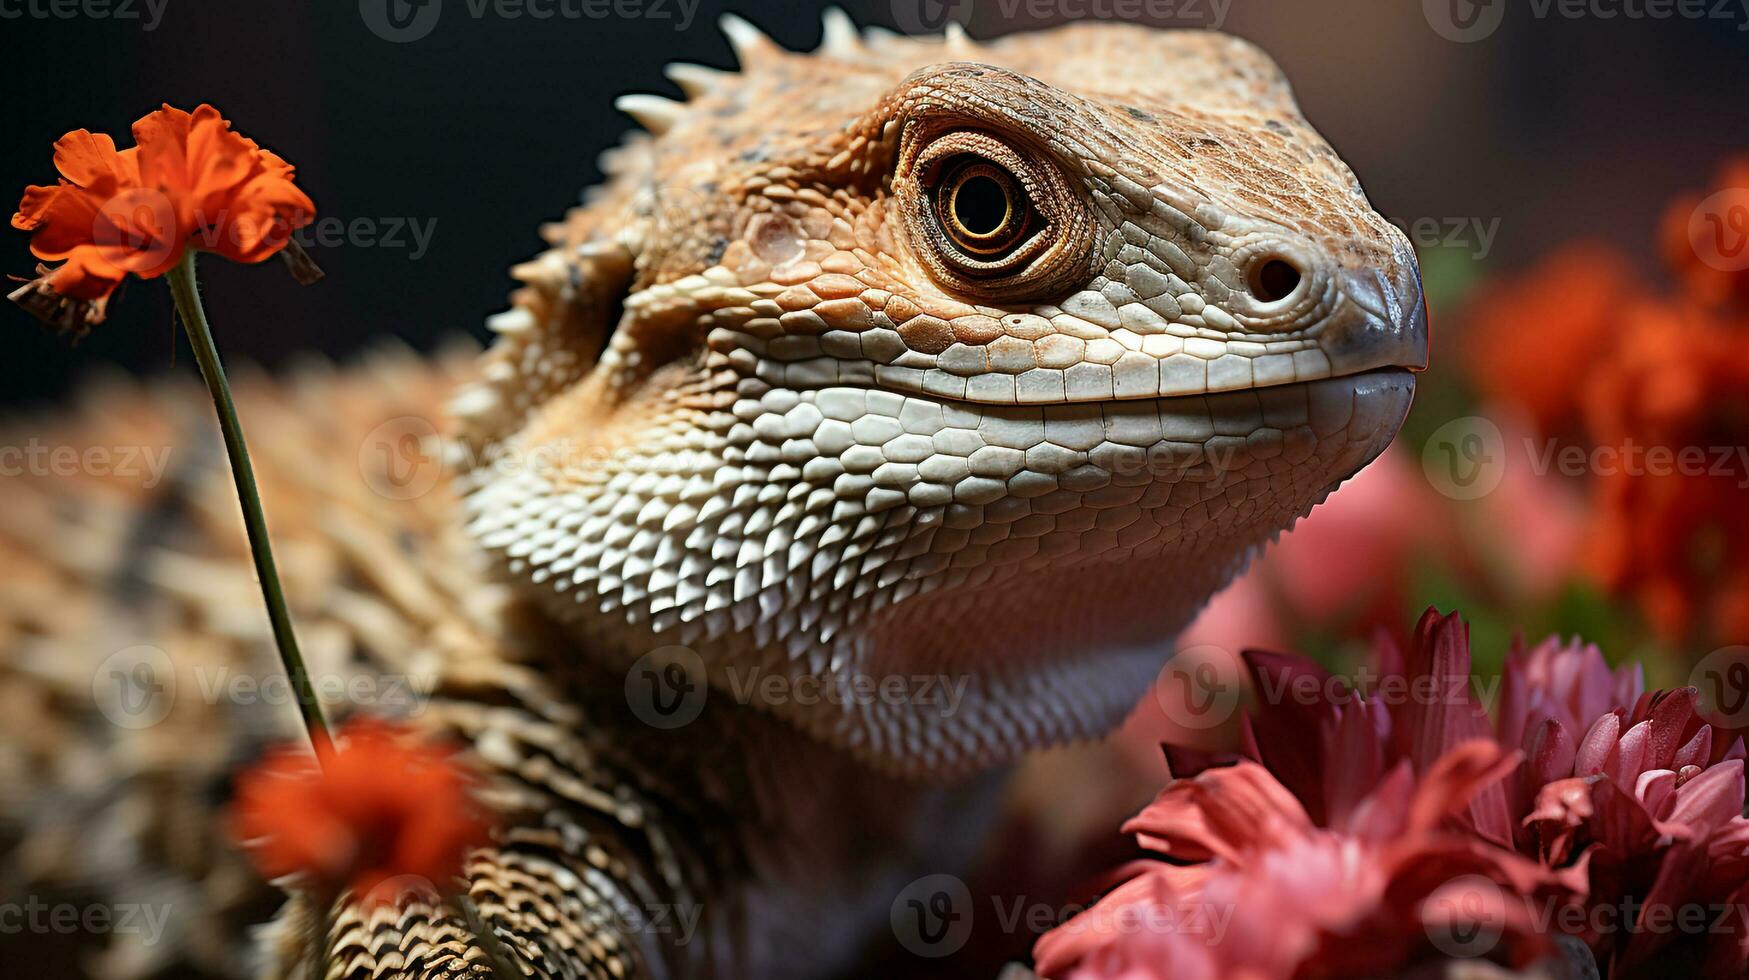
[
  {"x1": 230, "y1": 720, "x2": 493, "y2": 904},
  {"x1": 12, "y1": 103, "x2": 314, "y2": 301},
  {"x1": 1579, "y1": 301, "x2": 1749, "y2": 644},
  {"x1": 1660, "y1": 156, "x2": 1749, "y2": 313},
  {"x1": 1459, "y1": 244, "x2": 1644, "y2": 440}
]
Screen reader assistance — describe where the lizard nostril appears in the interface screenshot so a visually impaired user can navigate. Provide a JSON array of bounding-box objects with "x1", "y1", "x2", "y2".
[{"x1": 1246, "y1": 256, "x2": 1303, "y2": 305}]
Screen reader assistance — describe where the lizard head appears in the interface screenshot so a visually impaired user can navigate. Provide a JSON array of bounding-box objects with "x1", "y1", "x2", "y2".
[{"x1": 455, "y1": 17, "x2": 1426, "y2": 778}]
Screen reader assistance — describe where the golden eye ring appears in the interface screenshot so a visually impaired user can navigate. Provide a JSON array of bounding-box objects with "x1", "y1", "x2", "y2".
[
  {"x1": 898, "y1": 128, "x2": 1095, "y2": 301},
  {"x1": 935, "y1": 158, "x2": 1029, "y2": 258}
]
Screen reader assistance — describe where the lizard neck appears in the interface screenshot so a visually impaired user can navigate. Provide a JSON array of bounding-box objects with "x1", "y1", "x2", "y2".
[{"x1": 467, "y1": 598, "x2": 1009, "y2": 978}]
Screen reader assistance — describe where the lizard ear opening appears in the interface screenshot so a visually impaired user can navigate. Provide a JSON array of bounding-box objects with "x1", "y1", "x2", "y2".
[{"x1": 452, "y1": 238, "x2": 637, "y2": 466}]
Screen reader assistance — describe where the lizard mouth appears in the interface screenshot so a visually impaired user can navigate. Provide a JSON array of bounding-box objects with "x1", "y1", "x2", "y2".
[
  {"x1": 787, "y1": 367, "x2": 1416, "y2": 510},
  {"x1": 842, "y1": 275, "x2": 1429, "y2": 409},
  {"x1": 861, "y1": 363, "x2": 1419, "y2": 409}
]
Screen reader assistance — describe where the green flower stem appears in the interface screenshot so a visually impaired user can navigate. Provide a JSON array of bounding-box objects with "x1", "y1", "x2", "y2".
[{"x1": 166, "y1": 250, "x2": 332, "y2": 758}]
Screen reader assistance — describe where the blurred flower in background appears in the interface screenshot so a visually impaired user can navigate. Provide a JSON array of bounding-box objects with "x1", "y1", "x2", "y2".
[
  {"x1": 1460, "y1": 243, "x2": 1643, "y2": 443},
  {"x1": 1581, "y1": 301, "x2": 1749, "y2": 645}
]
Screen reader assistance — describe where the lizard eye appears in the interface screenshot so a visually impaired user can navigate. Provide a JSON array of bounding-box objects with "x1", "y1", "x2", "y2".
[
  {"x1": 902, "y1": 130, "x2": 1094, "y2": 299},
  {"x1": 934, "y1": 156, "x2": 1032, "y2": 259}
]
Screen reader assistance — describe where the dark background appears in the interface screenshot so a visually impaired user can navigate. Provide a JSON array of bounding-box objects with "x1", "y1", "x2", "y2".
[{"x1": 2, "y1": 0, "x2": 1746, "y2": 408}]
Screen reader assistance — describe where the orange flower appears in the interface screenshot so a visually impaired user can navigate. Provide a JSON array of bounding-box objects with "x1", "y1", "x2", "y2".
[
  {"x1": 1661, "y1": 157, "x2": 1749, "y2": 313},
  {"x1": 230, "y1": 720, "x2": 493, "y2": 904},
  {"x1": 11, "y1": 103, "x2": 314, "y2": 300},
  {"x1": 1581, "y1": 300, "x2": 1749, "y2": 644},
  {"x1": 1459, "y1": 243, "x2": 1644, "y2": 439}
]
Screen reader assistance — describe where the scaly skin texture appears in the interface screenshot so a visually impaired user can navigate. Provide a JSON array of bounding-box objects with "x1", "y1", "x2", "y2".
[
  {"x1": 457, "y1": 16, "x2": 1424, "y2": 781},
  {"x1": 0, "y1": 15, "x2": 1424, "y2": 980}
]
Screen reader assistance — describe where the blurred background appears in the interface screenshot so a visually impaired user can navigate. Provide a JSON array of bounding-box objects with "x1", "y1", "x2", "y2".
[{"x1": 5, "y1": 1, "x2": 1749, "y2": 975}]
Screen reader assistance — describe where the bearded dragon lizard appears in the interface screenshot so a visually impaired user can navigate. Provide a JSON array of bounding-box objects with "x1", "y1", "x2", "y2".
[{"x1": 0, "y1": 13, "x2": 1425, "y2": 979}]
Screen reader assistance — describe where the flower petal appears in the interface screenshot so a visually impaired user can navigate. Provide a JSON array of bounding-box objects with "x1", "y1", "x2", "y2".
[{"x1": 1663, "y1": 759, "x2": 1746, "y2": 838}]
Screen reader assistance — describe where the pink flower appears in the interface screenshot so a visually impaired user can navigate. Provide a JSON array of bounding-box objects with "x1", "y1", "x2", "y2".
[
  {"x1": 1034, "y1": 750, "x2": 1560, "y2": 980},
  {"x1": 1040, "y1": 610, "x2": 1749, "y2": 978}
]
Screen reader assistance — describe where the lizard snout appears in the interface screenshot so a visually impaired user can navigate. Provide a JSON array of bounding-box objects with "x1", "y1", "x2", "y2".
[{"x1": 1318, "y1": 251, "x2": 1431, "y2": 380}]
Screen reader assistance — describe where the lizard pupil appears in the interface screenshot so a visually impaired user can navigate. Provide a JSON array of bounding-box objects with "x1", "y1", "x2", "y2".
[
  {"x1": 935, "y1": 157, "x2": 1029, "y2": 258},
  {"x1": 952, "y1": 174, "x2": 1009, "y2": 236}
]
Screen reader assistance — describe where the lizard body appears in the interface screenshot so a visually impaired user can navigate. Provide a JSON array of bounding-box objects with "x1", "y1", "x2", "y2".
[{"x1": 0, "y1": 14, "x2": 1425, "y2": 979}]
